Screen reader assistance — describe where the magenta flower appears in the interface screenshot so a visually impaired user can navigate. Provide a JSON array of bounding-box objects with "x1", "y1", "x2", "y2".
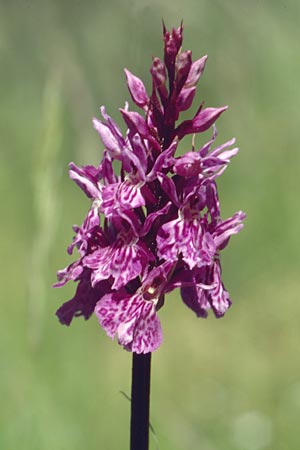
[{"x1": 54, "y1": 24, "x2": 245, "y2": 354}]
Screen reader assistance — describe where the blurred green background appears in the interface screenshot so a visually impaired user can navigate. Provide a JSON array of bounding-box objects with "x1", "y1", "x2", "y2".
[{"x1": 1, "y1": 0, "x2": 300, "y2": 449}]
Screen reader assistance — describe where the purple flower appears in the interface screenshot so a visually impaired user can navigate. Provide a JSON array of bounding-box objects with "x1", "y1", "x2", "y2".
[
  {"x1": 180, "y1": 260, "x2": 231, "y2": 318},
  {"x1": 54, "y1": 24, "x2": 245, "y2": 353},
  {"x1": 84, "y1": 228, "x2": 154, "y2": 290},
  {"x1": 156, "y1": 196, "x2": 217, "y2": 270},
  {"x1": 95, "y1": 261, "x2": 174, "y2": 353}
]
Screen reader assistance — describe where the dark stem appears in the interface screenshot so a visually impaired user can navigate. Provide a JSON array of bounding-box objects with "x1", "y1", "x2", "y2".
[{"x1": 130, "y1": 352, "x2": 152, "y2": 450}]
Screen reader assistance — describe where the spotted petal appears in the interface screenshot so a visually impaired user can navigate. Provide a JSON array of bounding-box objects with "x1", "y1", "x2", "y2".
[
  {"x1": 95, "y1": 292, "x2": 162, "y2": 353},
  {"x1": 56, "y1": 271, "x2": 111, "y2": 325},
  {"x1": 157, "y1": 214, "x2": 216, "y2": 269},
  {"x1": 210, "y1": 262, "x2": 231, "y2": 317},
  {"x1": 84, "y1": 236, "x2": 153, "y2": 290},
  {"x1": 101, "y1": 180, "x2": 145, "y2": 216}
]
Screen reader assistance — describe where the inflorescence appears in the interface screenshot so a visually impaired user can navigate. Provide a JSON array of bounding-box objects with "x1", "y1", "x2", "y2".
[{"x1": 54, "y1": 24, "x2": 246, "y2": 353}]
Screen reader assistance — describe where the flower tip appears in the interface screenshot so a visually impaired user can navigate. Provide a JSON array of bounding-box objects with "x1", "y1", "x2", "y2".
[
  {"x1": 238, "y1": 210, "x2": 247, "y2": 221},
  {"x1": 119, "y1": 107, "x2": 126, "y2": 117},
  {"x1": 124, "y1": 67, "x2": 131, "y2": 80},
  {"x1": 214, "y1": 104, "x2": 229, "y2": 119},
  {"x1": 92, "y1": 117, "x2": 101, "y2": 130},
  {"x1": 202, "y1": 54, "x2": 208, "y2": 66},
  {"x1": 124, "y1": 68, "x2": 149, "y2": 108},
  {"x1": 200, "y1": 54, "x2": 208, "y2": 66},
  {"x1": 99, "y1": 105, "x2": 109, "y2": 121},
  {"x1": 68, "y1": 161, "x2": 76, "y2": 170}
]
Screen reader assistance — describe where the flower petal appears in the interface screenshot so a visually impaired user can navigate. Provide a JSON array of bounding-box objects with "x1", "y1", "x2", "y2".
[
  {"x1": 181, "y1": 284, "x2": 211, "y2": 318},
  {"x1": 140, "y1": 202, "x2": 172, "y2": 237},
  {"x1": 176, "y1": 106, "x2": 228, "y2": 139},
  {"x1": 213, "y1": 211, "x2": 246, "y2": 249},
  {"x1": 93, "y1": 119, "x2": 123, "y2": 158},
  {"x1": 56, "y1": 271, "x2": 110, "y2": 325},
  {"x1": 54, "y1": 260, "x2": 83, "y2": 288},
  {"x1": 100, "y1": 180, "x2": 145, "y2": 217},
  {"x1": 146, "y1": 140, "x2": 178, "y2": 182},
  {"x1": 67, "y1": 207, "x2": 102, "y2": 256},
  {"x1": 130, "y1": 306, "x2": 162, "y2": 353},
  {"x1": 157, "y1": 172, "x2": 180, "y2": 206},
  {"x1": 95, "y1": 292, "x2": 163, "y2": 353},
  {"x1": 85, "y1": 236, "x2": 153, "y2": 290},
  {"x1": 210, "y1": 262, "x2": 231, "y2": 317},
  {"x1": 120, "y1": 109, "x2": 161, "y2": 151},
  {"x1": 69, "y1": 162, "x2": 101, "y2": 199},
  {"x1": 157, "y1": 214, "x2": 216, "y2": 270}
]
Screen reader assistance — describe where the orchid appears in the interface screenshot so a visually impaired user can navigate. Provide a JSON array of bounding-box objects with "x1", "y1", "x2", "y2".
[{"x1": 55, "y1": 23, "x2": 245, "y2": 355}]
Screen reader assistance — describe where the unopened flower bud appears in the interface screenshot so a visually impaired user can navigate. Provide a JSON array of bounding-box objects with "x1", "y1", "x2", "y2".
[
  {"x1": 185, "y1": 55, "x2": 208, "y2": 88},
  {"x1": 124, "y1": 69, "x2": 149, "y2": 108},
  {"x1": 175, "y1": 50, "x2": 192, "y2": 92}
]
